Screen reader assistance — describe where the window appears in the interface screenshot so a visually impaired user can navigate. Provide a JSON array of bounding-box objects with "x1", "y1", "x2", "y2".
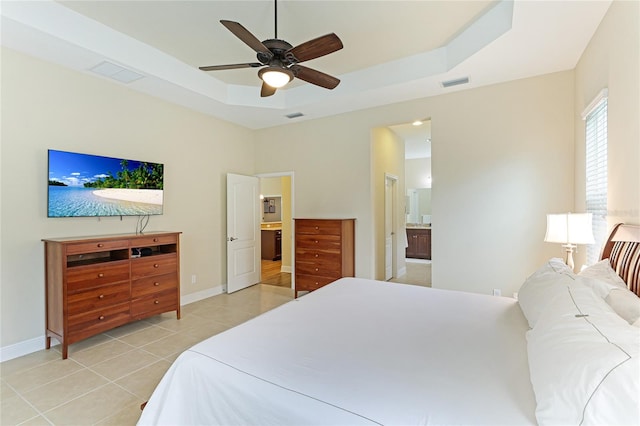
[{"x1": 583, "y1": 89, "x2": 608, "y2": 265}]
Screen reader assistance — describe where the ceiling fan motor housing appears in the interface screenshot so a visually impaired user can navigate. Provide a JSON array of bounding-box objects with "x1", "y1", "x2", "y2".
[{"x1": 259, "y1": 39, "x2": 295, "y2": 65}]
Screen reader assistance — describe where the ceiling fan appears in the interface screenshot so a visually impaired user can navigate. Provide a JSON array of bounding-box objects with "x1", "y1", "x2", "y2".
[{"x1": 199, "y1": 0, "x2": 343, "y2": 97}]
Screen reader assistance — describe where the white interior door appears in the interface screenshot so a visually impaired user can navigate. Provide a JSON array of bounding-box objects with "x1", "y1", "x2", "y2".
[
  {"x1": 226, "y1": 173, "x2": 260, "y2": 293},
  {"x1": 385, "y1": 174, "x2": 397, "y2": 280}
]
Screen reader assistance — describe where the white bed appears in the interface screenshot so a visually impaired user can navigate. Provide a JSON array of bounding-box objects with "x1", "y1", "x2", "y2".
[
  {"x1": 140, "y1": 278, "x2": 536, "y2": 425},
  {"x1": 139, "y1": 224, "x2": 640, "y2": 426}
]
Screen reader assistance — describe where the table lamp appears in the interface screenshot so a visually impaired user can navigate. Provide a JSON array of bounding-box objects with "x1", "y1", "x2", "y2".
[{"x1": 544, "y1": 213, "x2": 595, "y2": 270}]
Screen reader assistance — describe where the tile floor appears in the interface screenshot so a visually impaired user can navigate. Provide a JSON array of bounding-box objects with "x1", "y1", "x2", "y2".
[{"x1": 0, "y1": 284, "x2": 293, "y2": 426}]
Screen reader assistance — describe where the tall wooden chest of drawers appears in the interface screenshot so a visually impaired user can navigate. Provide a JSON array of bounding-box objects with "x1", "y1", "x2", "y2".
[
  {"x1": 294, "y1": 219, "x2": 355, "y2": 297},
  {"x1": 43, "y1": 231, "x2": 181, "y2": 359}
]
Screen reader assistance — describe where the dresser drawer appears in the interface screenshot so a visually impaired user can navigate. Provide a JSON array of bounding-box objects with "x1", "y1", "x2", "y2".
[
  {"x1": 132, "y1": 273, "x2": 178, "y2": 298},
  {"x1": 66, "y1": 261, "x2": 130, "y2": 292},
  {"x1": 67, "y1": 282, "x2": 130, "y2": 316},
  {"x1": 295, "y1": 249, "x2": 342, "y2": 263},
  {"x1": 131, "y1": 253, "x2": 177, "y2": 279},
  {"x1": 131, "y1": 290, "x2": 178, "y2": 318},
  {"x1": 296, "y1": 260, "x2": 341, "y2": 277},
  {"x1": 295, "y1": 220, "x2": 342, "y2": 235},
  {"x1": 295, "y1": 234, "x2": 342, "y2": 250},
  {"x1": 66, "y1": 240, "x2": 129, "y2": 255},
  {"x1": 68, "y1": 302, "x2": 130, "y2": 337},
  {"x1": 132, "y1": 234, "x2": 178, "y2": 247},
  {"x1": 295, "y1": 274, "x2": 336, "y2": 292}
]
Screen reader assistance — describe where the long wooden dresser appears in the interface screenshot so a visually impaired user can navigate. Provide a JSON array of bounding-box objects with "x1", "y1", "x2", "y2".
[
  {"x1": 42, "y1": 231, "x2": 181, "y2": 359},
  {"x1": 294, "y1": 218, "x2": 355, "y2": 297}
]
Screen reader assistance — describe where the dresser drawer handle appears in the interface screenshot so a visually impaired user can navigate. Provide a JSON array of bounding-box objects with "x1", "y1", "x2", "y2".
[
  {"x1": 98, "y1": 315, "x2": 105, "y2": 320},
  {"x1": 315, "y1": 254, "x2": 319, "y2": 258},
  {"x1": 154, "y1": 282, "x2": 160, "y2": 286},
  {"x1": 98, "y1": 273, "x2": 104, "y2": 278},
  {"x1": 97, "y1": 243, "x2": 104, "y2": 248},
  {"x1": 315, "y1": 268, "x2": 319, "y2": 272},
  {"x1": 315, "y1": 226, "x2": 319, "y2": 230},
  {"x1": 314, "y1": 240, "x2": 318, "y2": 244},
  {"x1": 153, "y1": 238, "x2": 159, "y2": 242},
  {"x1": 98, "y1": 294, "x2": 104, "y2": 299},
  {"x1": 154, "y1": 300, "x2": 160, "y2": 304},
  {"x1": 153, "y1": 264, "x2": 159, "y2": 268}
]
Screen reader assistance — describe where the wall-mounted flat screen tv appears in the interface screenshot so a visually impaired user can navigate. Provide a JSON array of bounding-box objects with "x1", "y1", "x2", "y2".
[{"x1": 48, "y1": 149, "x2": 164, "y2": 217}]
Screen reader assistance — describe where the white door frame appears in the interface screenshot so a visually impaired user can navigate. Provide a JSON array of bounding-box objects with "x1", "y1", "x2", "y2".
[
  {"x1": 385, "y1": 173, "x2": 398, "y2": 280},
  {"x1": 256, "y1": 171, "x2": 295, "y2": 289}
]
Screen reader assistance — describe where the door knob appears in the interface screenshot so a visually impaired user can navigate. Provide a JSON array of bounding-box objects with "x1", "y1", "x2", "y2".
[{"x1": 228, "y1": 237, "x2": 238, "y2": 241}]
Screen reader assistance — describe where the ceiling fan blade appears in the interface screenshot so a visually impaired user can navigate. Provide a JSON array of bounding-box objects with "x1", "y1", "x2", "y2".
[
  {"x1": 261, "y1": 82, "x2": 277, "y2": 97},
  {"x1": 220, "y1": 20, "x2": 273, "y2": 60},
  {"x1": 286, "y1": 33, "x2": 343, "y2": 63},
  {"x1": 290, "y1": 65, "x2": 340, "y2": 90},
  {"x1": 200, "y1": 63, "x2": 262, "y2": 71}
]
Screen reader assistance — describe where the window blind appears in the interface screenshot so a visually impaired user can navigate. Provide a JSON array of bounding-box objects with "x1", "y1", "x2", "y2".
[{"x1": 584, "y1": 93, "x2": 608, "y2": 265}]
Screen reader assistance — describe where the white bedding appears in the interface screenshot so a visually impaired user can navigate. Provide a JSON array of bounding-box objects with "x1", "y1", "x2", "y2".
[{"x1": 139, "y1": 277, "x2": 536, "y2": 425}]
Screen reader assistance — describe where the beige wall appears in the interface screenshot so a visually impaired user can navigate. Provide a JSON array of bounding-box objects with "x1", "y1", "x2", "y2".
[
  {"x1": 574, "y1": 0, "x2": 640, "y2": 233},
  {"x1": 254, "y1": 72, "x2": 576, "y2": 296},
  {"x1": 1, "y1": 48, "x2": 255, "y2": 351}
]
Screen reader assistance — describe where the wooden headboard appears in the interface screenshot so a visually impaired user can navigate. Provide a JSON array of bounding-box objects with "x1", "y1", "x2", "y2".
[{"x1": 600, "y1": 223, "x2": 640, "y2": 297}]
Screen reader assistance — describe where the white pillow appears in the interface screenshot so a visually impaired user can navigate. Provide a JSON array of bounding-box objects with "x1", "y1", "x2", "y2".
[
  {"x1": 579, "y1": 259, "x2": 628, "y2": 295},
  {"x1": 606, "y1": 288, "x2": 640, "y2": 325},
  {"x1": 527, "y1": 286, "x2": 640, "y2": 426},
  {"x1": 579, "y1": 260, "x2": 640, "y2": 324},
  {"x1": 518, "y1": 258, "x2": 578, "y2": 328}
]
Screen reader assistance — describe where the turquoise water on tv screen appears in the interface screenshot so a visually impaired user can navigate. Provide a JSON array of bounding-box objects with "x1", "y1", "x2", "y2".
[{"x1": 48, "y1": 186, "x2": 162, "y2": 217}]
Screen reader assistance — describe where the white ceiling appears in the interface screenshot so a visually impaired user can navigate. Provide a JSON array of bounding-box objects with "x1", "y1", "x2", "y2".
[{"x1": 1, "y1": 1, "x2": 611, "y2": 131}]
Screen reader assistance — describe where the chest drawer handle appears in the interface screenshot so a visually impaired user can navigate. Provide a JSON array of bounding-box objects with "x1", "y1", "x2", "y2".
[
  {"x1": 98, "y1": 273, "x2": 104, "y2": 278},
  {"x1": 98, "y1": 294, "x2": 104, "y2": 299},
  {"x1": 154, "y1": 300, "x2": 160, "y2": 304},
  {"x1": 314, "y1": 240, "x2": 318, "y2": 244},
  {"x1": 153, "y1": 264, "x2": 159, "y2": 268},
  {"x1": 154, "y1": 282, "x2": 160, "y2": 286},
  {"x1": 315, "y1": 268, "x2": 319, "y2": 272},
  {"x1": 98, "y1": 315, "x2": 105, "y2": 320},
  {"x1": 315, "y1": 226, "x2": 319, "y2": 230},
  {"x1": 97, "y1": 243, "x2": 104, "y2": 248},
  {"x1": 315, "y1": 254, "x2": 319, "y2": 258}
]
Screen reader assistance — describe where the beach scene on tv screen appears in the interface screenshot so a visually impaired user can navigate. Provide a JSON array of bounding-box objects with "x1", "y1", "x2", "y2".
[{"x1": 48, "y1": 150, "x2": 163, "y2": 217}]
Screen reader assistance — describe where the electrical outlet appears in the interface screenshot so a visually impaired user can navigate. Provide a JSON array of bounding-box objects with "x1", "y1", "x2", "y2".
[
  {"x1": 191, "y1": 274, "x2": 197, "y2": 284},
  {"x1": 493, "y1": 288, "x2": 501, "y2": 297}
]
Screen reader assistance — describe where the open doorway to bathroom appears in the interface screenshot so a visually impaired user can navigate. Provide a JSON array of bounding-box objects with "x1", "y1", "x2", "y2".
[{"x1": 389, "y1": 119, "x2": 432, "y2": 287}]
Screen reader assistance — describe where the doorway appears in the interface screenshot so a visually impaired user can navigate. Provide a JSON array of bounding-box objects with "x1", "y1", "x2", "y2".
[
  {"x1": 257, "y1": 172, "x2": 294, "y2": 290},
  {"x1": 388, "y1": 120, "x2": 432, "y2": 288}
]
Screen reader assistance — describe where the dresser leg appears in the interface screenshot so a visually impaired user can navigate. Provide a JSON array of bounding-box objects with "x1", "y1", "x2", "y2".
[
  {"x1": 176, "y1": 307, "x2": 181, "y2": 320},
  {"x1": 45, "y1": 336, "x2": 51, "y2": 350},
  {"x1": 62, "y1": 344, "x2": 68, "y2": 360}
]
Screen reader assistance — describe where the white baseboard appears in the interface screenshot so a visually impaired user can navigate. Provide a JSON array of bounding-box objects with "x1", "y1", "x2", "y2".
[
  {"x1": 1, "y1": 285, "x2": 225, "y2": 363},
  {"x1": 181, "y1": 285, "x2": 224, "y2": 305},
  {"x1": 281, "y1": 265, "x2": 292, "y2": 273},
  {"x1": 0, "y1": 336, "x2": 47, "y2": 363},
  {"x1": 397, "y1": 266, "x2": 407, "y2": 277}
]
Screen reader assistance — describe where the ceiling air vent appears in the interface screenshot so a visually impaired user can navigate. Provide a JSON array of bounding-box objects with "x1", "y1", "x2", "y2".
[
  {"x1": 285, "y1": 112, "x2": 304, "y2": 119},
  {"x1": 441, "y1": 77, "x2": 469, "y2": 88},
  {"x1": 90, "y1": 61, "x2": 144, "y2": 84}
]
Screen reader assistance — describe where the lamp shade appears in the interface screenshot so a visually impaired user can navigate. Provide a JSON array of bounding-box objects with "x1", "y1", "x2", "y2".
[{"x1": 544, "y1": 213, "x2": 595, "y2": 245}]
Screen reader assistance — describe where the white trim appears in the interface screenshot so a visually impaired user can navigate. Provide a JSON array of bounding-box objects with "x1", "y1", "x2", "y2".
[
  {"x1": 181, "y1": 285, "x2": 224, "y2": 305},
  {"x1": 280, "y1": 265, "x2": 292, "y2": 273},
  {"x1": 0, "y1": 336, "x2": 47, "y2": 363},
  {"x1": 581, "y1": 88, "x2": 608, "y2": 120}
]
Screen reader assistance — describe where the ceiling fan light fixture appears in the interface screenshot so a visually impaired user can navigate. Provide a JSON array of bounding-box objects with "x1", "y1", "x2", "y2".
[{"x1": 259, "y1": 67, "x2": 293, "y2": 88}]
